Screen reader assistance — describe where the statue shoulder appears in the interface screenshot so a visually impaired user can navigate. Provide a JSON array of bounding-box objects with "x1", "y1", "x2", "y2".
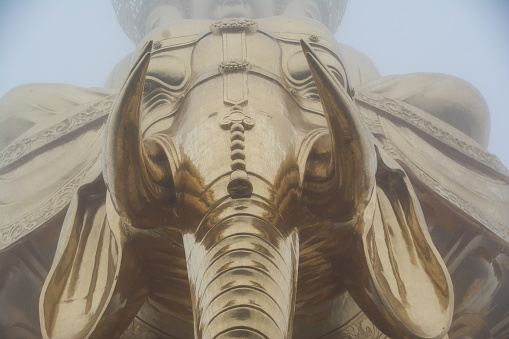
[
  {"x1": 358, "y1": 72, "x2": 490, "y2": 148},
  {"x1": 339, "y1": 46, "x2": 489, "y2": 148},
  {"x1": 339, "y1": 44, "x2": 381, "y2": 86},
  {"x1": 105, "y1": 53, "x2": 133, "y2": 89},
  {"x1": 0, "y1": 83, "x2": 115, "y2": 150},
  {"x1": 259, "y1": 16, "x2": 341, "y2": 51}
]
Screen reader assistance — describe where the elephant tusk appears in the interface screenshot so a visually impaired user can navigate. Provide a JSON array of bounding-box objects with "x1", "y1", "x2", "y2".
[
  {"x1": 102, "y1": 40, "x2": 174, "y2": 229},
  {"x1": 301, "y1": 40, "x2": 376, "y2": 221}
]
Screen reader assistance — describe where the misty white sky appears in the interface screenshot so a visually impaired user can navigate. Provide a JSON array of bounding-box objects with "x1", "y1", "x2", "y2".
[{"x1": 0, "y1": 1, "x2": 508, "y2": 167}]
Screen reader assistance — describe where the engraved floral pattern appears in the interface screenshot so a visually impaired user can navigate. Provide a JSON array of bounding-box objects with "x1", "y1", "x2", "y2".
[{"x1": 323, "y1": 312, "x2": 388, "y2": 339}]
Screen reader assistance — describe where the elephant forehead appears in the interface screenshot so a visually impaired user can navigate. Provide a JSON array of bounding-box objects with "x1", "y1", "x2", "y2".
[
  {"x1": 190, "y1": 29, "x2": 281, "y2": 77},
  {"x1": 169, "y1": 83, "x2": 302, "y2": 198}
]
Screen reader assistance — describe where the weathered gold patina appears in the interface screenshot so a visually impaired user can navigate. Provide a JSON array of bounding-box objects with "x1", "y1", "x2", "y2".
[{"x1": 1, "y1": 1, "x2": 508, "y2": 339}]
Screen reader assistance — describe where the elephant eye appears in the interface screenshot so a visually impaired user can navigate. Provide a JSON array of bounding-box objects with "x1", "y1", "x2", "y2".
[
  {"x1": 286, "y1": 49, "x2": 348, "y2": 101},
  {"x1": 143, "y1": 79, "x2": 157, "y2": 94},
  {"x1": 302, "y1": 86, "x2": 320, "y2": 100},
  {"x1": 330, "y1": 68, "x2": 345, "y2": 88},
  {"x1": 146, "y1": 54, "x2": 187, "y2": 88},
  {"x1": 142, "y1": 77, "x2": 180, "y2": 118}
]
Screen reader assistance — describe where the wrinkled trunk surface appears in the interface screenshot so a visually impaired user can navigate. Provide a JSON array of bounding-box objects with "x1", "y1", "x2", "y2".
[{"x1": 183, "y1": 199, "x2": 299, "y2": 339}]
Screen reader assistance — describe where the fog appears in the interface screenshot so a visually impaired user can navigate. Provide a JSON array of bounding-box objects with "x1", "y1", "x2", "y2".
[{"x1": 1, "y1": 0, "x2": 508, "y2": 166}]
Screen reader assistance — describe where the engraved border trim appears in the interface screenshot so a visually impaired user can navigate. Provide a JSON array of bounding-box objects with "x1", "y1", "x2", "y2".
[
  {"x1": 355, "y1": 91, "x2": 509, "y2": 178},
  {"x1": 0, "y1": 95, "x2": 115, "y2": 170}
]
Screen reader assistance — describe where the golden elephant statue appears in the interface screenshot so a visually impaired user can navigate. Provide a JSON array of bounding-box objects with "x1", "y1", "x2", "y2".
[{"x1": 1, "y1": 1, "x2": 508, "y2": 339}]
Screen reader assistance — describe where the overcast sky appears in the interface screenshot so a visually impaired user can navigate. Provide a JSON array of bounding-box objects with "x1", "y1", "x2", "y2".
[{"x1": 0, "y1": 1, "x2": 508, "y2": 167}]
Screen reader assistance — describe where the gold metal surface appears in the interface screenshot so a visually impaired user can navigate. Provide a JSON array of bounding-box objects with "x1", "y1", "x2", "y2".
[{"x1": 1, "y1": 1, "x2": 508, "y2": 339}]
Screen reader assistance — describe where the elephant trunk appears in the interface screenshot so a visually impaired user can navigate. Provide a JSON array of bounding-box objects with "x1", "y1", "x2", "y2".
[{"x1": 183, "y1": 199, "x2": 299, "y2": 339}]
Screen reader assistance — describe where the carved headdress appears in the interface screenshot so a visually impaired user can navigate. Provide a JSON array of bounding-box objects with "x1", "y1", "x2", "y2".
[{"x1": 112, "y1": 0, "x2": 348, "y2": 45}]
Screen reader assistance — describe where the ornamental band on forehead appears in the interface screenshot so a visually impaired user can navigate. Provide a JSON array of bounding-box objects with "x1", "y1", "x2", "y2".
[{"x1": 111, "y1": 0, "x2": 348, "y2": 45}]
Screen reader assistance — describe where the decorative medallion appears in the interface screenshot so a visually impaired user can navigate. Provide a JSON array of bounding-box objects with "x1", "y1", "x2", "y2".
[
  {"x1": 310, "y1": 35, "x2": 320, "y2": 42},
  {"x1": 219, "y1": 59, "x2": 250, "y2": 73},
  {"x1": 210, "y1": 18, "x2": 258, "y2": 34}
]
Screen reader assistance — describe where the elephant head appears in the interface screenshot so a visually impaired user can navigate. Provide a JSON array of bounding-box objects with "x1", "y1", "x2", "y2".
[
  {"x1": 41, "y1": 23, "x2": 452, "y2": 339},
  {"x1": 104, "y1": 33, "x2": 377, "y2": 336}
]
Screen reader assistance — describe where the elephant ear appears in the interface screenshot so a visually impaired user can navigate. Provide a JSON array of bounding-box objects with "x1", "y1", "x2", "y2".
[
  {"x1": 342, "y1": 145, "x2": 453, "y2": 339},
  {"x1": 40, "y1": 176, "x2": 148, "y2": 339}
]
